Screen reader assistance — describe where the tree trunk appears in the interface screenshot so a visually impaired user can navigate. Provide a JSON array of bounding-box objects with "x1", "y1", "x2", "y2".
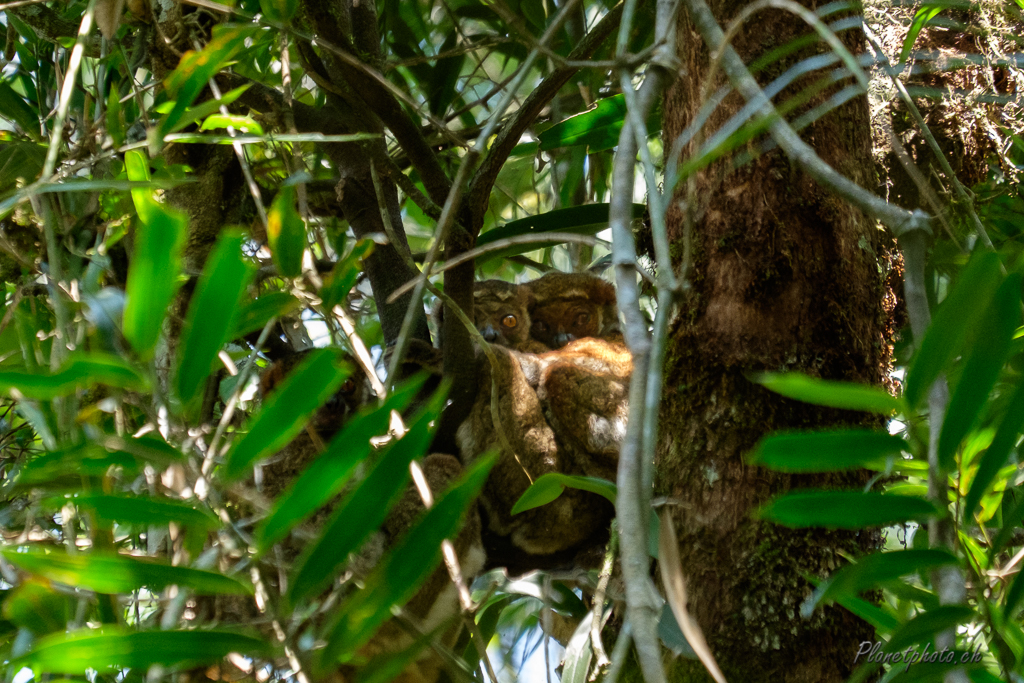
[{"x1": 657, "y1": 2, "x2": 896, "y2": 681}]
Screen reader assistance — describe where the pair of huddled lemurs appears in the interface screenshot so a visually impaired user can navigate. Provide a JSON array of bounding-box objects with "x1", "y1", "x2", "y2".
[{"x1": 453, "y1": 272, "x2": 632, "y2": 557}]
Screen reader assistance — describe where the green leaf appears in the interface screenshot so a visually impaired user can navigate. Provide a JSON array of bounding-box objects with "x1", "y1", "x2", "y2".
[
  {"x1": 175, "y1": 230, "x2": 253, "y2": 405},
  {"x1": 747, "y1": 430, "x2": 909, "y2": 473},
  {"x1": 0, "y1": 354, "x2": 148, "y2": 399},
  {"x1": 938, "y1": 273, "x2": 1022, "y2": 470},
  {"x1": 475, "y1": 203, "x2": 646, "y2": 264},
  {"x1": 199, "y1": 113, "x2": 264, "y2": 135},
  {"x1": 222, "y1": 349, "x2": 351, "y2": 482},
  {"x1": 0, "y1": 80, "x2": 40, "y2": 136},
  {"x1": 106, "y1": 85, "x2": 124, "y2": 148},
  {"x1": 161, "y1": 84, "x2": 252, "y2": 136},
  {"x1": 967, "y1": 379, "x2": 1024, "y2": 521},
  {"x1": 255, "y1": 375, "x2": 426, "y2": 552},
  {"x1": 759, "y1": 491, "x2": 936, "y2": 528},
  {"x1": 60, "y1": 494, "x2": 218, "y2": 530},
  {"x1": 512, "y1": 473, "x2": 617, "y2": 514},
  {"x1": 320, "y1": 240, "x2": 374, "y2": 312},
  {"x1": 884, "y1": 606, "x2": 976, "y2": 652},
  {"x1": 2, "y1": 581, "x2": 72, "y2": 635},
  {"x1": 538, "y1": 95, "x2": 662, "y2": 152},
  {"x1": 289, "y1": 389, "x2": 446, "y2": 605},
  {"x1": 900, "y1": 4, "x2": 945, "y2": 64},
  {"x1": 0, "y1": 141, "x2": 46, "y2": 193},
  {"x1": 260, "y1": 0, "x2": 299, "y2": 22},
  {"x1": 122, "y1": 150, "x2": 188, "y2": 356},
  {"x1": 322, "y1": 452, "x2": 496, "y2": 665},
  {"x1": 13, "y1": 628, "x2": 273, "y2": 673},
  {"x1": 1, "y1": 549, "x2": 251, "y2": 595},
  {"x1": 1006, "y1": 566, "x2": 1024, "y2": 617},
  {"x1": 267, "y1": 185, "x2": 306, "y2": 278},
  {"x1": 904, "y1": 251, "x2": 1003, "y2": 409},
  {"x1": 230, "y1": 292, "x2": 301, "y2": 339},
  {"x1": 753, "y1": 372, "x2": 904, "y2": 415},
  {"x1": 157, "y1": 26, "x2": 258, "y2": 140},
  {"x1": 806, "y1": 549, "x2": 958, "y2": 612}
]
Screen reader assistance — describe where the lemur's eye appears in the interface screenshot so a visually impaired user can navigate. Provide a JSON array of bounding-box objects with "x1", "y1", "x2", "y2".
[
  {"x1": 501, "y1": 315, "x2": 518, "y2": 329},
  {"x1": 575, "y1": 312, "x2": 591, "y2": 326}
]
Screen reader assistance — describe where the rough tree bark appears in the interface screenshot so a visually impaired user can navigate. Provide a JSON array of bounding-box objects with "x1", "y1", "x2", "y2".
[{"x1": 655, "y1": 2, "x2": 896, "y2": 681}]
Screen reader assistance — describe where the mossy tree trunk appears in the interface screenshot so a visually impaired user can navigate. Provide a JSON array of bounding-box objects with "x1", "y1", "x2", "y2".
[{"x1": 655, "y1": 2, "x2": 897, "y2": 681}]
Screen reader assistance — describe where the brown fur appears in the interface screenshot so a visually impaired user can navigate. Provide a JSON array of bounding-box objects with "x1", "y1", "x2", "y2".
[{"x1": 525, "y1": 272, "x2": 621, "y2": 349}]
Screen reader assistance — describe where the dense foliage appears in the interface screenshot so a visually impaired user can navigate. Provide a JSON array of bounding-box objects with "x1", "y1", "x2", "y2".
[{"x1": 0, "y1": 0, "x2": 1022, "y2": 681}]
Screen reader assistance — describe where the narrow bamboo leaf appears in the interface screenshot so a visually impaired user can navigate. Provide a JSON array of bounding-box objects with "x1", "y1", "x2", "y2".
[
  {"x1": 13, "y1": 628, "x2": 272, "y2": 673},
  {"x1": 320, "y1": 241, "x2": 374, "y2": 312},
  {"x1": 538, "y1": 94, "x2": 662, "y2": 152},
  {"x1": 759, "y1": 491, "x2": 936, "y2": 528},
  {"x1": 230, "y1": 292, "x2": 300, "y2": 339},
  {"x1": 199, "y1": 114, "x2": 264, "y2": 135},
  {"x1": 157, "y1": 26, "x2": 257, "y2": 139},
  {"x1": 222, "y1": 349, "x2": 350, "y2": 482},
  {"x1": 939, "y1": 273, "x2": 1022, "y2": 470},
  {"x1": 255, "y1": 375, "x2": 426, "y2": 552},
  {"x1": 512, "y1": 473, "x2": 617, "y2": 514},
  {"x1": 122, "y1": 150, "x2": 187, "y2": 355},
  {"x1": 748, "y1": 430, "x2": 909, "y2": 473},
  {"x1": 106, "y1": 85, "x2": 124, "y2": 148},
  {"x1": 322, "y1": 452, "x2": 495, "y2": 664},
  {"x1": 175, "y1": 230, "x2": 253, "y2": 405},
  {"x1": 905, "y1": 251, "x2": 1003, "y2": 408},
  {"x1": 884, "y1": 606, "x2": 976, "y2": 652},
  {"x1": 289, "y1": 389, "x2": 446, "y2": 605},
  {"x1": 807, "y1": 549, "x2": 958, "y2": 612},
  {"x1": 900, "y1": 5, "x2": 944, "y2": 63},
  {"x1": 0, "y1": 141, "x2": 45, "y2": 192},
  {"x1": 475, "y1": 203, "x2": 646, "y2": 263},
  {"x1": 1, "y1": 549, "x2": 251, "y2": 595},
  {"x1": 267, "y1": 185, "x2": 306, "y2": 278},
  {"x1": 59, "y1": 494, "x2": 218, "y2": 530},
  {"x1": 99, "y1": 434, "x2": 185, "y2": 465},
  {"x1": 0, "y1": 354, "x2": 148, "y2": 399},
  {"x1": 16, "y1": 444, "x2": 137, "y2": 487},
  {"x1": 833, "y1": 593, "x2": 900, "y2": 633},
  {"x1": 426, "y1": 32, "x2": 464, "y2": 116},
  {"x1": 753, "y1": 372, "x2": 904, "y2": 415}
]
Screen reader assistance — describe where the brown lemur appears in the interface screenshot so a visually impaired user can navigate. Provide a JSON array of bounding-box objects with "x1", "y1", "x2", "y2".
[{"x1": 456, "y1": 279, "x2": 618, "y2": 558}]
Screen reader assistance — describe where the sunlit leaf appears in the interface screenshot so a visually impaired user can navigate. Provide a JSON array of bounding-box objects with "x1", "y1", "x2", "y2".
[
  {"x1": 13, "y1": 628, "x2": 272, "y2": 673},
  {"x1": 267, "y1": 185, "x2": 306, "y2": 278},
  {"x1": 748, "y1": 430, "x2": 909, "y2": 473},
  {"x1": 222, "y1": 349, "x2": 351, "y2": 481},
  {"x1": 0, "y1": 354, "x2": 148, "y2": 399},
  {"x1": 122, "y1": 150, "x2": 188, "y2": 355},
  {"x1": 157, "y1": 26, "x2": 258, "y2": 140},
  {"x1": 753, "y1": 372, "x2": 904, "y2": 415},
  {"x1": 1, "y1": 549, "x2": 250, "y2": 595},
  {"x1": 175, "y1": 230, "x2": 253, "y2": 406},
  {"x1": 199, "y1": 113, "x2": 264, "y2": 135},
  {"x1": 900, "y1": 4, "x2": 945, "y2": 63},
  {"x1": 759, "y1": 491, "x2": 936, "y2": 528},
  {"x1": 512, "y1": 473, "x2": 616, "y2": 514},
  {"x1": 884, "y1": 606, "x2": 976, "y2": 652}
]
